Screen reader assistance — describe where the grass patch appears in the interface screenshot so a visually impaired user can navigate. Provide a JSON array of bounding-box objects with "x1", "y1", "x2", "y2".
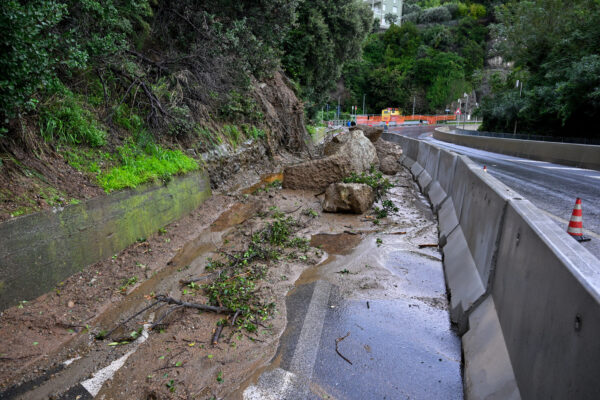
[
  {"x1": 98, "y1": 143, "x2": 198, "y2": 192},
  {"x1": 241, "y1": 124, "x2": 265, "y2": 140},
  {"x1": 39, "y1": 85, "x2": 107, "y2": 147},
  {"x1": 222, "y1": 125, "x2": 241, "y2": 148}
]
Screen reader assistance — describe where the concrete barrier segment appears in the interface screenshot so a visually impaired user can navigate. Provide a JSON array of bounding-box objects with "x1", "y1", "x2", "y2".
[
  {"x1": 455, "y1": 160, "x2": 521, "y2": 290},
  {"x1": 433, "y1": 128, "x2": 600, "y2": 171},
  {"x1": 405, "y1": 137, "x2": 420, "y2": 160},
  {"x1": 491, "y1": 199, "x2": 600, "y2": 399},
  {"x1": 423, "y1": 144, "x2": 441, "y2": 182},
  {"x1": 463, "y1": 296, "x2": 521, "y2": 400},
  {"x1": 436, "y1": 150, "x2": 458, "y2": 195},
  {"x1": 417, "y1": 141, "x2": 431, "y2": 169},
  {"x1": 410, "y1": 162, "x2": 424, "y2": 178},
  {"x1": 426, "y1": 181, "x2": 448, "y2": 213},
  {"x1": 417, "y1": 169, "x2": 433, "y2": 192},
  {"x1": 438, "y1": 197, "x2": 459, "y2": 244},
  {"x1": 443, "y1": 227, "x2": 486, "y2": 334},
  {"x1": 402, "y1": 157, "x2": 415, "y2": 169}
]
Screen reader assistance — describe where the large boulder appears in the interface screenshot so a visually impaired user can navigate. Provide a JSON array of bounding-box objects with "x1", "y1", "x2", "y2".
[
  {"x1": 322, "y1": 183, "x2": 374, "y2": 214},
  {"x1": 374, "y1": 139, "x2": 403, "y2": 175},
  {"x1": 350, "y1": 125, "x2": 383, "y2": 143},
  {"x1": 283, "y1": 130, "x2": 379, "y2": 190}
]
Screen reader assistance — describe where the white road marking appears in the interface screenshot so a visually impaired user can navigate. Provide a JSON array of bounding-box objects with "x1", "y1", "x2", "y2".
[
  {"x1": 541, "y1": 166, "x2": 586, "y2": 171},
  {"x1": 243, "y1": 280, "x2": 332, "y2": 399},
  {"x1": 63, "y1": 356, "x2": 81, "y2": 366},
  {"x1": 80, "y1": 319, "x2": 152, "y2": 396},
  {"x1": 288, "y1": 280, "x2": 331, "y2": 378},
  {"x1": 538, "y1": 209, "x2": 600, "y2": 240}
]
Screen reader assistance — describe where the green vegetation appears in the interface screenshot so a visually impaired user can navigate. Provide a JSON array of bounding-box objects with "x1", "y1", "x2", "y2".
[
  {"x1": 202, "y1": 209, "x2": 310, "y2": 333},
  {"x1": 480, "y1": 0, "x2": 600, "y2": 138},
  {"x1": 282, "y1": 0, "x2": 373, "y2": 115},
  {"x1": 343, "y1": 166, "x2": 393, "y2": 201},
  {"x1": 344, "y1": 1, "x2": 489, "y2": 114},
  {"x1": 98, "y1": 144, "x2": 198, "y2": 192},
  {"x1": 343, "y1": 166, "x2": 397, "y2": 221}
]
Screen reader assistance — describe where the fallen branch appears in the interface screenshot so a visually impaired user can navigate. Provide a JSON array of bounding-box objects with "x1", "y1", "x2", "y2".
[
  {"x1": 212, "y1": 323, "x2": 224, "y2": 346},
  {"x1": 335, "y1": 332, "x2": 353, "y2": 365},
  {"x1": 105, "y1": 299, "x2": 161, "y2": 339},
  {"x1": 156, "y1": 295, "x2": 235, "y2": 315},
  {"x1": 418, "y1": 244, "x2": 438, "y2": 248},
  {"x1": 151, "y1": 305, "x2": 185, "y2": 330},
  {"x1": 391, "y1": 231, "x2": 407, "y2": 235}
]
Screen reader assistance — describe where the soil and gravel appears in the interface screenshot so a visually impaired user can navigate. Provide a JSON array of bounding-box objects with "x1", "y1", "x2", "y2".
[{"x1": 0, "y1": 129, "x2": 441, "y2": 399}]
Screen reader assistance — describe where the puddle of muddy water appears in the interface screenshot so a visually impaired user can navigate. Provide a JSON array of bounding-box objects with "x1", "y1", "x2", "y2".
[
  {"x1": 309, "y1": 232, "x2": 363, "y2": 255},
  {"x1": 210, "y1": 200, "x2": 262, "y2": 232}
]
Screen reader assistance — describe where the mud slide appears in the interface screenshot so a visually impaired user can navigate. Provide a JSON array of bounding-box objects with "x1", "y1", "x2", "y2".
[{"x1": 0, "y1": 166, "x2": 461, "y2": 399}]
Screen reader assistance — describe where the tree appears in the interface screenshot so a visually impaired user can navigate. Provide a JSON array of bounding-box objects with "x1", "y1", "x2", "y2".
[
  {"x1": 481, "y1": 0, "x2": 600, "y2": 137},
  {"x1": 282, "y1": 0, "x2": 372, "y2": 114},
  {"x1": 384, "y1": 12, "x2": 398, "y2": 25}
]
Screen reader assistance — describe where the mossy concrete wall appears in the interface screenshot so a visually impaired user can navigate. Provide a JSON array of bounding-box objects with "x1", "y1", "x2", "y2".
[{"x1": 0, "y1": 171, "x2": 211, "y2": 310}]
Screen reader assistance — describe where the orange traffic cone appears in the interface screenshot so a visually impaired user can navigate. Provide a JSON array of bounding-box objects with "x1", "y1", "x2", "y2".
[{"x1": 567, "y1": 198, "x2": 591, "y2": 242}]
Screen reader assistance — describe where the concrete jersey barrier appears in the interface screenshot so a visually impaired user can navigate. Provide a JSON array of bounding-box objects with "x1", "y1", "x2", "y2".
[
  {"x1": 433, "y1": 127, "x2": 600, "y2": 171},
  {"x1": 382, "y1": 132, "x2": 600, "y2": 399}
]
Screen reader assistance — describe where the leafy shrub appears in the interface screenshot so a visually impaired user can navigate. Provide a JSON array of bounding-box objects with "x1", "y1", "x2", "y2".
[
  {"x1": 419, "y1": 6, "x2": 452, "y2": 24},
  {"x1": 241, "y1": 124, "x2": 266, "y2": 140},
  {"x1": 39, "y1": 87, "x2": 106, "y2": 147},
  {"x1": 342, "y1": 166, "x2": 393, "y2": 201},
  {"x1": 402, "y1": 12, "x2": 420, "y2": 24},
  {"x1": 445, "y1": 3, "x2": 460, "y2": 19}
]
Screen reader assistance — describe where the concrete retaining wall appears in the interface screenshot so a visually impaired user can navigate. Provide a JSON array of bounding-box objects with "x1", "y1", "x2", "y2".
[
  {"x1": 433, "y1": 127, "x2": 600, "y2": 171},
  {"x1": 382, "y1": 132, "x2": 600, "y2": 399},
  {"x1": 0, "y1": 171, "x2": 211, "y2": 310}
]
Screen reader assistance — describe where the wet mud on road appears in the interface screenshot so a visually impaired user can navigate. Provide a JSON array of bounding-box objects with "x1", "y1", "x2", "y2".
[
  {"x1": 0, "y1": 166, "x2": 462, "y2": 399},
  {"x1": 237, "y1": 170, "x2": 463, "y2": 399}
]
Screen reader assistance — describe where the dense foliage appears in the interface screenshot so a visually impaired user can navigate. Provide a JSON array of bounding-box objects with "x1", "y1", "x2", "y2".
[
  {"x1": 343, "y1": 2, "x2": 489, "y2": 114},
  {"x1": 480, "y1": 0, "x2": 600, "y2": 137},
  {"x1": 282, "y1": 0, "x2": 372, "y2": 115}
]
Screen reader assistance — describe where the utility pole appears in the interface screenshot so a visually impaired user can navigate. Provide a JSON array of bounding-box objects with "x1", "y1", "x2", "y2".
[
  {"x1": 412, "y1": 96, "x2": 416, "y2": 117},
  {"x1": 337, "y1": 97, "x2": 340, "y2": 120}
]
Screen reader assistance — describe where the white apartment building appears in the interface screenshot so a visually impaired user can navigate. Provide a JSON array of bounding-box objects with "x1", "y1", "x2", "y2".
[{"x1": 365, "y1": 0, "x2": 404, "y2": 28}]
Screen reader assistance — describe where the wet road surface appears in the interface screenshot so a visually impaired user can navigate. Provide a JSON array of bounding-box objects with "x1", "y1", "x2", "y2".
[
  {"x1": 240, "y1": 177, "x2": 463, "y2": 400},
  {"x1": 387, "y1": 126, "x2": 600, "y2": 260}
]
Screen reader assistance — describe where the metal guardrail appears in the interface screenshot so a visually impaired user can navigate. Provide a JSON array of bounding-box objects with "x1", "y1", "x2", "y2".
[{"x1": 454, "y1": 128, "x2": 600, "y2": 146}]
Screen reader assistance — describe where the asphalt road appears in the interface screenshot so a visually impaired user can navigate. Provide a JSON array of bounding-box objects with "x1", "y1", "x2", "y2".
[{"x1": 387, "y1": 125, "x2": 600, "y2": 259}]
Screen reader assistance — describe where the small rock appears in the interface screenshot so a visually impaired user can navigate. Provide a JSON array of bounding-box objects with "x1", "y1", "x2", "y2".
[{"x1": 67, "y1": 301, "x2": 75, "y2": 308}]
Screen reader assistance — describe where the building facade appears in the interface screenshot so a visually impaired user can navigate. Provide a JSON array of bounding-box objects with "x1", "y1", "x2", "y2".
[{"x1": 365, "y1": 0, "x2": 403, "y2": 28}]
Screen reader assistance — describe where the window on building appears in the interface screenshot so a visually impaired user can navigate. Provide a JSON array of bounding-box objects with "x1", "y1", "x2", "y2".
[{"x1": 393, "y1": 6, "x2": 397, "y2": 13}]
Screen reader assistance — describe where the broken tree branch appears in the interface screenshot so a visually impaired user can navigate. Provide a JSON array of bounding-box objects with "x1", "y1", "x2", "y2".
[
  {"x1": 335, "y1": 332, "x2": 353, "y2": 365},
  {"x1": 105, "y1": 299, "x2": 161, "y2": 338},
  {"x1": 155, "y1": 295, "x2": 235, "y2": 315}
]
